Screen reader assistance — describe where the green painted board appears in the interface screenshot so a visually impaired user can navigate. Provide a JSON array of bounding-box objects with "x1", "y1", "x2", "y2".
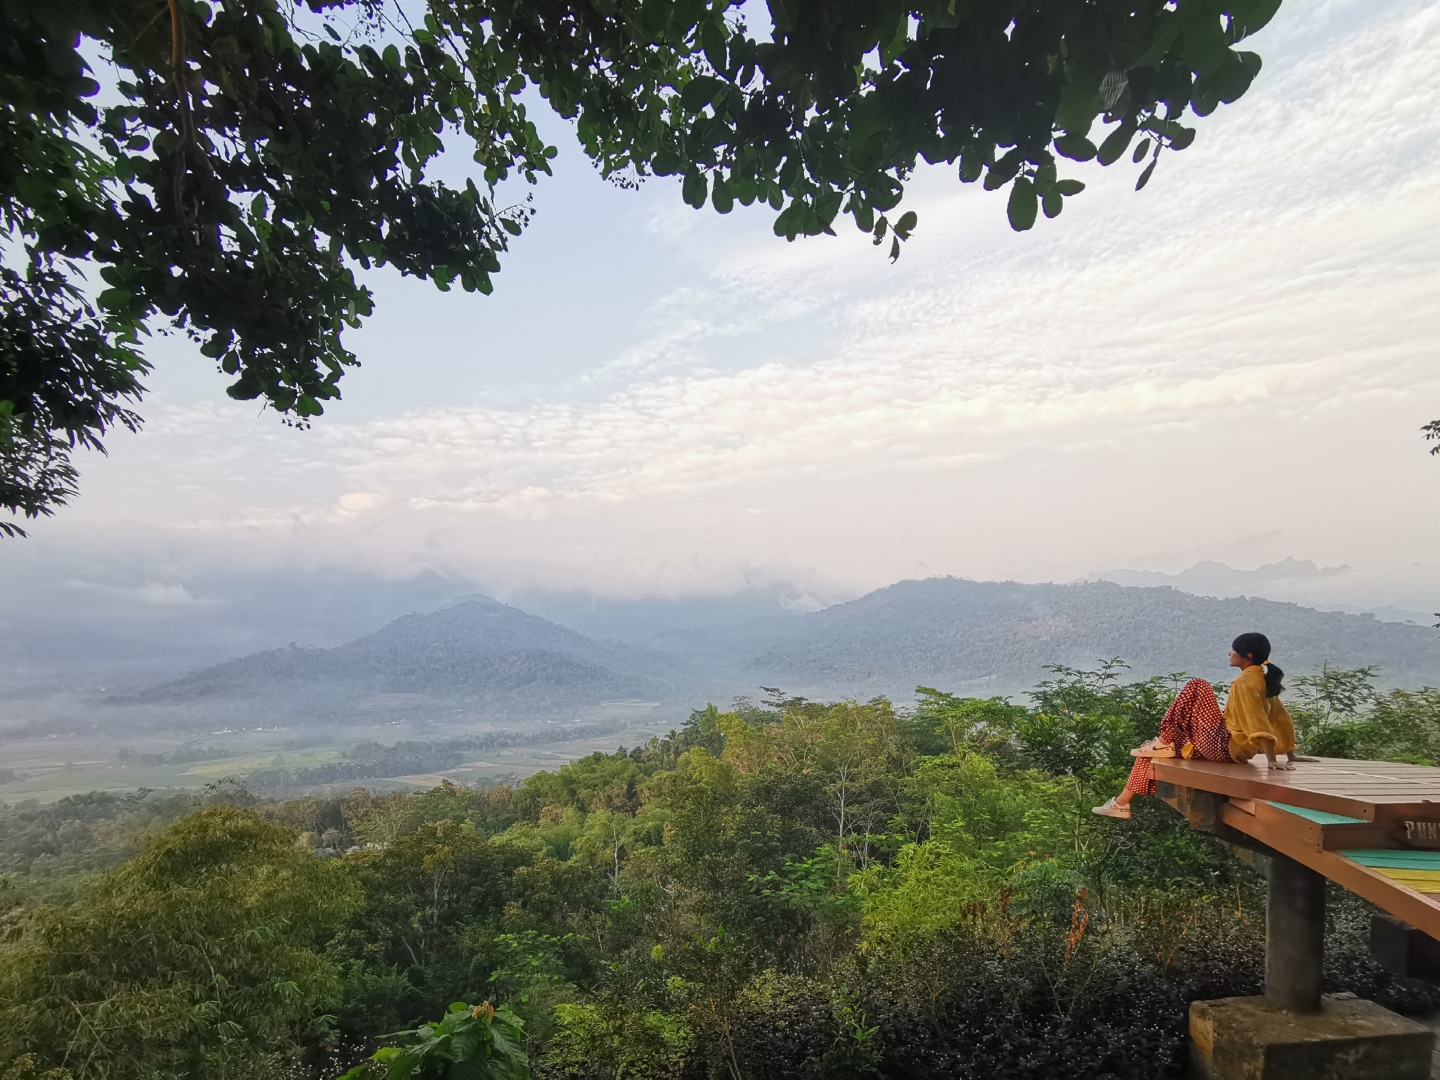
[
  {"x1": 1267, "y1": 801, "x2": 1367, "y2": 826},
  {"x1": 1344, "y1": 850, "x2": 1440, "y2": 870}
]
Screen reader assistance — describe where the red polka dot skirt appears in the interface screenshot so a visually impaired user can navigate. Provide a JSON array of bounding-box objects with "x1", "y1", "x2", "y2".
[{"x1": 1124, "y1": 678, "x2": 1234, "y2": 797}]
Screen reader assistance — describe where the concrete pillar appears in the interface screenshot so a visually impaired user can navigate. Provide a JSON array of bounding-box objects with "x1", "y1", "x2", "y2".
[
  {"x1": 1371, "y1": 913, "x2": 1440, "y2": 980},
  {"x1": 1265, "y1": 852, "x2": 1325, "y2": 1013}
]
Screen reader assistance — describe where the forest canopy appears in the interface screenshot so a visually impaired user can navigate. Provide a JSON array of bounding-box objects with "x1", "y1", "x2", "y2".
[
  {"x1": 0, "y1": 0, "x2": 1285, "y2": 532},
  {"x1": 2, "y1": 661, "x2": 1438, "y2": 1079}
]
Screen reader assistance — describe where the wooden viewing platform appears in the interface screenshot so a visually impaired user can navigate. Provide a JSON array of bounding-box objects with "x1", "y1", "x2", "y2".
[
  {"x1": 1151, "y1": 756, "x2": 1440, "y2": 1079},
  {"x1": 1154, "y1": 756, "x2": 1440, "y2": 941}
]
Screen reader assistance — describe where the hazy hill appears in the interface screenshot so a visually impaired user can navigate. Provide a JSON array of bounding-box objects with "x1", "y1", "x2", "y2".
[
  {"x1": 727, "y1": 578, "x2": 1440, "y2": 701},
  {"x1": 118, "y1": 597, "x2": 673, "y2": 722},
  {"x1": 105, "y1": 578, "x2": 1440, "y2": 728},
  {"x1": 0, "y1": 558, "x2": 472, "y2": 698}
]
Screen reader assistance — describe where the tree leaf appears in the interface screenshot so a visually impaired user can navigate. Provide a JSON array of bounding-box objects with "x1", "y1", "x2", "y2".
[
  {"x1": 1169, "y1": 125, "x2": 1196, "y2": 151},
  {"x1": 767, "y1": 0, "x2": 798, "y2": 34},
  {"x1": 711, "y1": 176, "x2": 734, "y2": 214},
  {"x1": 1135, "y1": 159, "x2": 1157, "y2": 191},
  {"x1": 682, "y1": 170, "x2": 708, "y2": 209},
  {"x1": 699, "y1": 18, "x2": 728, "y2": 74},
  {"x1": 984, "y1": 149, "x2": 1024, "y2": 191},
  {"x1": 1229, "y1": 0, "x2": 1285, "y2": 42},
  {"x1": 680, "y1": 75, "x2": 722, "y2": 113},
  {"x1": 772, "y1": 200, "x2": 800, "y2": 238},
  {"x1": 959, "y1": 142, "x2": 988, "y2": 181},
  {"x1": 1134, "y1": 13, "x2": 1183, "y2": 68},
  {"x1": 1180, "y1": 5, "x2": 1230, "y2": 78},
  {"x1": 1213, "y1": 50, "x2": 1262, "y2": 104},
  {"x1": 1096, "y1": 122, "x2": 1136, "y2": 166},
  {"x1": 1007, "y1": 177, "x2": 1037, "y2": 231},
  {"x1": 1054, "y1": 134, "x2": 1097, "y2": 162},
  {"x1": 850, "y1": 199, "x2": 874, "y2": 232}
]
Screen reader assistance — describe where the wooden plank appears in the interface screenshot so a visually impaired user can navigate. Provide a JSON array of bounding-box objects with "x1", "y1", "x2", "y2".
[
  {"x1": 1369, "y1": 871, "x2": 1440, "y2": 892},
  {"x1": 1320, "y1": 823, "x2": 1400, "y2": 851},
  {"x1": 1154, "y1": 758, "x2": 1440, "y2": 822},
  {"x1": 1225, "y1": 800, "x2": 1389, "y2": 852},
  {"x1": 1342, "y1": 852, "x2": 1440, "y2": 894},
  {"x1": 1154, "y1": 760, "x2": 1380, "y2": 820},
  {"x1": 1219, "y1": 805, "x2": 1440, "y2": 942},
  {"x1": 1346, "y1": 851, "x2": 1440, "y2": 870},
  {"x1": 1245, "y1": 800, "x2": 1323, "y2": 849},
  {"x1": 1265, "y1": 803, "x2": 1366, "y2": 824}
]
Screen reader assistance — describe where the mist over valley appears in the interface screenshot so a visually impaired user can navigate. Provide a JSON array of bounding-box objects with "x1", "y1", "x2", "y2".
[{"x1": 5, "y1": 571, "x2": 1437, "y2": 804}]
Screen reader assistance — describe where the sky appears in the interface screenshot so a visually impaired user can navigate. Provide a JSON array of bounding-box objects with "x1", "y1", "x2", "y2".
[{"x1": 8, "y1": 0, "x2": 1440, "y2": 622}]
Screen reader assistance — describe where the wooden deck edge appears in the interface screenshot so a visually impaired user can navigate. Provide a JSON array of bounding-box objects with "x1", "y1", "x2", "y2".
[
  {"x1": 1152, "y1": 760, "x2": 1379, "y2": 821},
  {"x1": 1220, "y1": 804, "x2": 1440, "y2": 942},
  {"x1": 1320, "y1": 822, "x2": 1402, "y2": 851},
  {"x1": 1248, "y1": 799, "x2": 1323, "y2": 849},
  {"x1": 1241, "y1": 799, "x2": 1401, "y2": 850}
]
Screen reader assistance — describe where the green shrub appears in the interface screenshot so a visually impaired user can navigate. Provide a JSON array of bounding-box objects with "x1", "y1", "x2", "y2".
[
  {"x1": 546, "y1": 1003, "x2": 691, "y2": 1080},
  {"x1": 339, "y1": 1001, "x2": 528, "y2": 1080}
]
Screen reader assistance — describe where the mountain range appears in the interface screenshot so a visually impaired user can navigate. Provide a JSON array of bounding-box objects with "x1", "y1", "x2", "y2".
[{"x1": 104, "y1": 577, "x2": 1440, "y2": 728}]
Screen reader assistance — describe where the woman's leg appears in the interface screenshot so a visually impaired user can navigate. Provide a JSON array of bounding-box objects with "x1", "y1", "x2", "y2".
[
  {"x1": 1117, "y1": 679, "x2": 1228, "y2": 805},
  {"x1": 1118, "y1": 757, "x2": 1155, "y2": 804},
  {"x1": 1175, "y1": 679, "x2": 1230, "y2": 763}
]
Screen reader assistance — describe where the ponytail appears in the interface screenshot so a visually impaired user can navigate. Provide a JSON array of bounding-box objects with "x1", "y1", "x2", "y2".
[{"x1": 1232, "y1": 632, "x2": 1284, "y2": 697}]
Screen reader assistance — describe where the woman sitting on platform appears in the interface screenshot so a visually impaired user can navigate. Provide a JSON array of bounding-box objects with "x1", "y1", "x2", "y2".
[{"x1": 1092, "y1": 632, "x2": 1300, "y2": 820}]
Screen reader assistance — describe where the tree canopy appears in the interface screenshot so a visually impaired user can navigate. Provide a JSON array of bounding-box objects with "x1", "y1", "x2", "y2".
[
  {"x1": 4, "y1": 663, "x2": 1440, "y2": 1076},
  {"x1": 0, "y1": 806, "x2": 357, "y2": 1078},
  {"x1": 1, "y1": 0, "x2": 1286, "y2": 533}
]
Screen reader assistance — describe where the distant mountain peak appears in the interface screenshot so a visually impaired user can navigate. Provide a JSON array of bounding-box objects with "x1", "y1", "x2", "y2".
[
  {"x1": 736, "y1": 575, "x2": 1440, "y2": 700},
  {"x1": 117, "y1": 594, "x2": 672, "y2": 720},
  {"x1": 1085, "y1": 557, "x2": 1351, "y2": 592}
]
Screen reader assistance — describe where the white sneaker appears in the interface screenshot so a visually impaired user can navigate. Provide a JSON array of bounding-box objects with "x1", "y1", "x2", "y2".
[
  {"x1": 1092, "y1": 797, "x2": 1131, "y2": 819},
  {"x1": 1129, "y1": 739, "x2": 1176, "y2": 759}
]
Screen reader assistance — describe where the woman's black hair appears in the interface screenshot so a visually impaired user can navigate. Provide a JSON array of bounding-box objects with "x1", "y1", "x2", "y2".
[{"x1": 1232, "y1": 632, "x2": 1284, "y2": 697}]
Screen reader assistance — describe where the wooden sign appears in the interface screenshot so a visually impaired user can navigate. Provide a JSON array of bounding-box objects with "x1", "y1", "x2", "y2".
[{"x1": 1394, "y1": 820, "x2": 1440, "y2": 849}]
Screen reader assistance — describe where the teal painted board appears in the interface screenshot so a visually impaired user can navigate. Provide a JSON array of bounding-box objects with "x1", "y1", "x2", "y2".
[
  {"x1": 1345, "y1": 850, "x2": 1440, "y2": 870},
  {"x1": 1267, "y1": 801, "x2": 1367, "y2": 825}
]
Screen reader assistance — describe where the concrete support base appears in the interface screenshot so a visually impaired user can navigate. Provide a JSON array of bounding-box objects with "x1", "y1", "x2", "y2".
[{"x1": 1190, "y1": 993, "x2": 1434, "y2": 1080}]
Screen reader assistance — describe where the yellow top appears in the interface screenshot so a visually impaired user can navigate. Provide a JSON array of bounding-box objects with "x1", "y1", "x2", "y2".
[{"x1": 1224, "y1": 665, "x2": 1297, "y2": 761}]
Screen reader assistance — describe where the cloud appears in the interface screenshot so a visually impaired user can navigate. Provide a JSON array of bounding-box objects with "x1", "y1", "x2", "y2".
[
  {"x1": 336, "y1": 492, "x2": 385, "y2": 514},
  {"x1": 64, "y1": 580, "x2": 220, "y2": 607},
  {"x1": 17, "y1": 0, "x2": 1440, "y2": 611}
]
